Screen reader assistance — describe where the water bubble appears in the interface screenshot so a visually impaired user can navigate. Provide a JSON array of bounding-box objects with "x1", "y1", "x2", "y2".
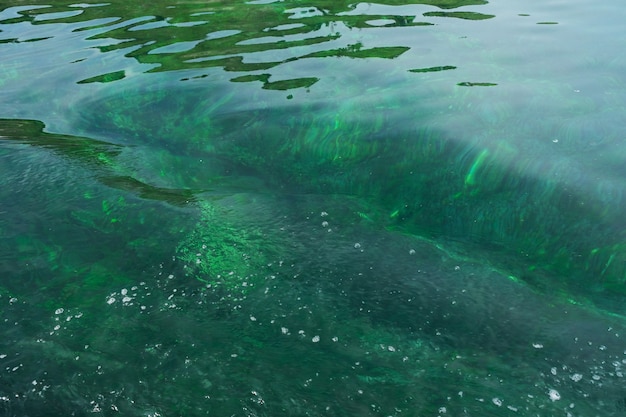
[
  {"x1": 409, "y1": 249, "x2": 416, "y2": 255},
  {"x1": 54, "y1": 308, "x2": 64, "y2": 315},
  {"x1": 532, "y1": 343, "x2": 543, "y2": 349},
  {"x1": 312, "y1": 335, "x2": 320, "y2": 343},
  {"x1": 570, "y1": 373, "x2": 583, "y2": 382},
  {"x1": 354, "y1": 243, "x2": 361, "y2": 249},
  {"x1": 492, "y1": 398, "x2": 502, "y2": 407},
  {"x1": 548, "y1": 389, "x2": 561, "y2": 401}
]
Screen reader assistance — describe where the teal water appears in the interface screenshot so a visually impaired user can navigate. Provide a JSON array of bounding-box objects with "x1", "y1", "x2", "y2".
[{"x1": 1, "y1": 0, "x2": 626, "y2": 415}]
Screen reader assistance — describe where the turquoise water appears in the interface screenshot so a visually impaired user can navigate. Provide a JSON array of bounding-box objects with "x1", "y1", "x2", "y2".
[{"x1": 1, "y1": 0, "x2": 626, "y2": 415}]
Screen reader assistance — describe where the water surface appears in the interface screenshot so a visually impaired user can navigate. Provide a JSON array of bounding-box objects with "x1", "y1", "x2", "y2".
[{"x1": 1, "y1": 0, "x2": 626, "y2": 415}]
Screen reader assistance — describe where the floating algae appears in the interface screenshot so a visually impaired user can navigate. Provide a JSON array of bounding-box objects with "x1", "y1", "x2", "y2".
[{"x1": 176, "y1": 197, "x2": 279, "y2": 291}]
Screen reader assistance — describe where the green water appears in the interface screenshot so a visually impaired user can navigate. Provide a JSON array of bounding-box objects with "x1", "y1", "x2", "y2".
[{"x1": 1, "y1": 0, "x2": 626, "y2": 415}]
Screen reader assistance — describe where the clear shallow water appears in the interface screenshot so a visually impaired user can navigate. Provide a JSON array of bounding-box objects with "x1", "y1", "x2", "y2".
[{"x1": 1, "y1": 0, "x2": 626, "y2": 415}]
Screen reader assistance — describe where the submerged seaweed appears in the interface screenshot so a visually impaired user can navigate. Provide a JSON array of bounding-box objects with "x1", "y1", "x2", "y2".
[{"x1": 76, "y1": 84, "x2": 626, "y2": 304}]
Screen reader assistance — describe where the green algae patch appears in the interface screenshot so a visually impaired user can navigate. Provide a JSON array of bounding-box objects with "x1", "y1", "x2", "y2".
[
  {"x1": 262, "y1": 77, "x2": 319, "y2": 90},
  {"x1": 409, "y1": 65, "x2": 456, "y2": 73},
  {"x1": 0, "y1": 118, "x2": 123, "y2": 167},
  {"x1": 304, "y1": 46, "x2": 410, "y2": 60},
  {"x1": 230, "y1": 73, "x2": 271, "y2": 84},
  {"x1": 176, "y1": 199, "x2": 280, "y2": 292},
  {"x1": 77, "y1": 70, "x2": 126, "y2": 84},
  {"x1": 423, "y1": 11, "x2": 494, "y2": 20},
  {"x1": 457, "y1": 81, "x2": 498, "y2": 87}
]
